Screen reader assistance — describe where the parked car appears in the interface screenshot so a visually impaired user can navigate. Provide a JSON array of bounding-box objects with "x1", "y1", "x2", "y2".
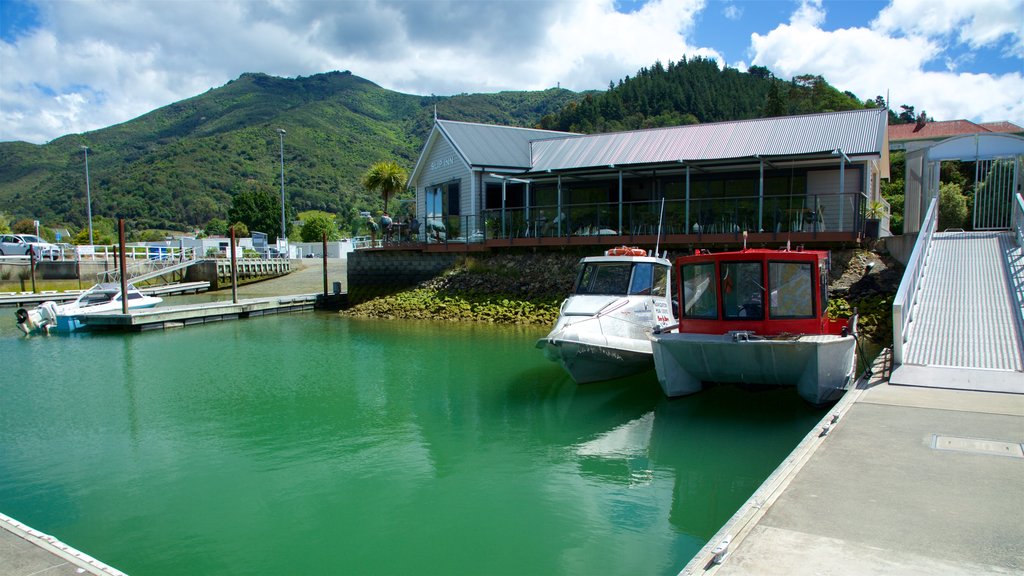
[{"x1": 0, "y1": 234, "x2": 62, "y2": 260}]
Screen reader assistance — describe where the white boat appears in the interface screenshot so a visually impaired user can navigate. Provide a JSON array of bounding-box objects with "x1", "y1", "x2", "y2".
[
  {"x1": 15, "y1": 282, "x2": 163, "y2": 335},
  {"x1": 537, "y1": 247, "x2": 676, "y2": 383},
  {"x1": 651, "y1": 248, "x2": 857, "y2": 405}
]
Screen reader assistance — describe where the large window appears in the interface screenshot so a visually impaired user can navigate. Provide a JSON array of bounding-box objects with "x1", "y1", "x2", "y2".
[
  {"x1": 575, "y1": 263, "x2": 632, "y2": 295},
  {"x1": 768, "y1": 261, "x2": 814, "y2": 318},
  {"x1": 682, "y1": 262, "x2": 717, "y2": 319},
  {"x1": 721, "y1": 261, "x2": 764, "y2": 320}
]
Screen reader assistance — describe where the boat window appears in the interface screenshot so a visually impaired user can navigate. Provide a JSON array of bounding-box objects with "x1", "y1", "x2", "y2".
[
  {"x1": 682, "y1": 263, "x2": 717, "y2": 319},
  {"x1": 628, "y1": 263, "x2": 654, "y2": 295},
  {"x1": 819, "y1": 260, "x2": 829, "y2": 314},
  {"x1": 575, "y1": 263, "x2": 632, "y2": 295},
  {"x1": 722, "y1": 262, "x2": 764, "y2": 320},
  {"x1": 650, "y1": 264, "x2": 669, "y2": 297},
  {"x1": 768, "y1": 262, "x2": 814, "y2": 318},
  {"x1": 80, "y1": 292, "x2": 115, "y2": 306},
  {"x1": 127, "y1": 292, "x2": 144, "y2": 300}
]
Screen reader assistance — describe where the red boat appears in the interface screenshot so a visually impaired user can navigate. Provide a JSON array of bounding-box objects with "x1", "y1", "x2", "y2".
[{"x1": 650, "y1": 247, "x2": 857, "y2": 405}]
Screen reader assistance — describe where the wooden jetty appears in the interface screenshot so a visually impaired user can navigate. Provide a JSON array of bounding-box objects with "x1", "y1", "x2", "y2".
[
  {"x1": 76, "y1": 294, "x2": 323, "y2": 332},
  {"x1": 0, "y1": 282, "x2": 211, "y2": 308}
]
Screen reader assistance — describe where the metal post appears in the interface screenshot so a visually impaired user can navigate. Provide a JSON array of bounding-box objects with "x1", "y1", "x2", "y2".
[
  {"x1": 278, "y1": 129, "x2": 287, "y2": 244},
  {"x1": 322, "y1": 232, "x2": 328, "y2": 297},
  {"x1": 685, "y1": 166, "x2": 691, "y2": 233},
  {"x1": 29, "y1": 246, "x2": 36, "y2": 293},
  {"x1": 501, "y1": 178, "x2": 507, "y2": 239},
  {"x1": 557, "y1": 175, "x2": 563, "y2": 237},
  {"x1": 230, "y1": 226, "x2": 238, "y2": 304},
  {"x1": 618, "y1": 170, "x2": 623, "y2": 234},
  {"x1": 81, "y1": 146, "x2": 94, "y2": 246},
  {"x1": 118, "y1": 219, "x2": 128, "y2": 314},
  {"x1": 758, "y1": 159, "x2": 764, "y2": 232}
]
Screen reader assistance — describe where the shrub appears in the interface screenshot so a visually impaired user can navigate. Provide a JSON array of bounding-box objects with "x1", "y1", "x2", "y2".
[{"x1": 938, "y1": 182, "x2": 968, "y2": 231}]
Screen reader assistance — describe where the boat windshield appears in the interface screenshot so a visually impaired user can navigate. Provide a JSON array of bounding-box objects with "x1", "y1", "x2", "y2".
[
  {"x1": 722, "y1": 262, "x2": 764, "y2": 320},
  {"x1": 768, "y1": 261, "x2": 814, "y2": 318},
  {"x1": 682, "y1": 263, "x2": 717, "y2": 318},
  {"x1": 575, "y1": 262, "x2": 669, "y2": 296},
  {"x1": 78, "y1": 290, "x2": 117, "y2": 306}
]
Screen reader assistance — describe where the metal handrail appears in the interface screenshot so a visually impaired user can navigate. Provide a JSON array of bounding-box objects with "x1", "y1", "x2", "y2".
[
  {"x1": 354, "y1": 192, "x2": 867, "y2": 250},
  {"x1": 892, "y1": 196, "x2": 939, "y2": 365},
  {"x1": 1014, "y1": 193, "x2": 1024, "y2": 247}
]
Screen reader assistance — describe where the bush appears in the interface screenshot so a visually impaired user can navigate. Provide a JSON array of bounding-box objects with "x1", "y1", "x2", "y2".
[{"x1": 938, "y1": 182, "x2": 968, "y2": 231}]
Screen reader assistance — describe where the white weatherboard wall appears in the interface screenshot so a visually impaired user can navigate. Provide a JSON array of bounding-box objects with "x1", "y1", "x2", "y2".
[
  {"x1": 416, "y1": 134, "x2": 473, "y2": 238},
  {"x1": 807, "y1": 167, "x2": 864, "y2": 232}
]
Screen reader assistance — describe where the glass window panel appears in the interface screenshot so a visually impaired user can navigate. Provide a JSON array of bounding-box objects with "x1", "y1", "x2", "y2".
[
  {"x1": 722, "y1": 261, "x2": 763, "y2": 320},
  {"x1": 575, "y1": 263, "x2": 632, "y2": 295},
  {"x1": 628, "y1": 263, "x2": 654, "y2": 295},
  {"x1": 682, "y1": 262, "x2": 718, "y2": 319},
  {"x1": 768, "y1": 261, "x2": 814, "y2": 318}
]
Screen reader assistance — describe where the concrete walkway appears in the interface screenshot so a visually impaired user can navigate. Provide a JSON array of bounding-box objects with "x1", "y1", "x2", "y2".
[
  {"x1": 683, "y1": 353, "x2": 1024, "y2": 575},
  {"x1": 1, "y1": 513, "x2": 126, "y2": 576}
]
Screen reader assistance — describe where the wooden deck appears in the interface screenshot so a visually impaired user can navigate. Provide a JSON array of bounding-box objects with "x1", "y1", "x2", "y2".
[{"x1": 76, "y1": 294, "x2": 320, "y2": 332}]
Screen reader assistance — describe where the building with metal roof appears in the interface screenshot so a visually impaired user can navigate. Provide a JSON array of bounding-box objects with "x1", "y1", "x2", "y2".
[{"x1": 405, "y1": 108, "x2": 890, "y2": 249}]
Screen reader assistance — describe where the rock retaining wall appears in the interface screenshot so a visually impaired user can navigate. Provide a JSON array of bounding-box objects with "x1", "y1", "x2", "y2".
[{"x1": 347, "y1": 250, "x2": 460, "y2": 304}]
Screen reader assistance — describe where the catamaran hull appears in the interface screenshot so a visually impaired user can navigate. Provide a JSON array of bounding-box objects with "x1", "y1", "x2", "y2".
[
  {"x1": 651, "y1": 333, "x2": 856, "y2": 405},
  {"x1": 541, "y1": 336, "x2": 653, "y2": 384}
]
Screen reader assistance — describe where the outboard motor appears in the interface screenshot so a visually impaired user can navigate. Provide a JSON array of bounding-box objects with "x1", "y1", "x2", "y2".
[
  {"x1": 15, "y1": 301, "x2": 59, "y2": 335},
  {"x1": 15, "y1": 307, "x2": 32, "y2": 334}
]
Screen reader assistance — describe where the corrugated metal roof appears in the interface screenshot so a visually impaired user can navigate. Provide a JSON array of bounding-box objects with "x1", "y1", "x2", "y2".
[
  {"x1": 437, "y1": 120, "x2": 576, "y2": 170},
  {"x1": 529, "y1": 108, "x2": 887, "y2": 172}
]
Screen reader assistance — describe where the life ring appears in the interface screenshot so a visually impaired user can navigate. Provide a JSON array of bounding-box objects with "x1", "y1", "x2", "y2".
[{"x1": 605, "y1": 246, "x2": 647, "y2": 257}]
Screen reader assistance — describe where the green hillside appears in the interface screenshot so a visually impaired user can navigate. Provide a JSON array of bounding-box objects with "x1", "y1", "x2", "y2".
[
  {"x1": 0, "y1": 60, "x2": 877, "y2": 238},
  {"x1": 0, "y1": 71, "x2": 581, "y2": 235}
]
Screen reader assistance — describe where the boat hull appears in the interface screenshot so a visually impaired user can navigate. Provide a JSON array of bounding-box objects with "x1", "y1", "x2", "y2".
[
  {"x1": 540, "y1": 335, "x2": 653, "y2": 384},
  {"x1": 651, "y1": 332, "x2": 856, "y2": 405}
]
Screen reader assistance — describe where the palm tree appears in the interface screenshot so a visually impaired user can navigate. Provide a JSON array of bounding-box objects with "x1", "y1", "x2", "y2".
[{"x1": 361, "y1": 160, "x2": 408, "y2": 212}]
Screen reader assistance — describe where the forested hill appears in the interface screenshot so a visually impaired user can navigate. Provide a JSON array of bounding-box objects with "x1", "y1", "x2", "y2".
[
  {"x1": 539, "y1": 57, "x2": 868, "y2": 133},
  {"x1": 0, "y1": 71, "x2": 581, "y2": 234},
  {"x1": 0, "y1": 60, "x2": 881, "y2": 237}
]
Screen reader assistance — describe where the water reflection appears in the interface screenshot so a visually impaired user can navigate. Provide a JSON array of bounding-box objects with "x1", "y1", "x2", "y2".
[{"x1": 0, "y1": 315, "x2": 823, "y2": 575}]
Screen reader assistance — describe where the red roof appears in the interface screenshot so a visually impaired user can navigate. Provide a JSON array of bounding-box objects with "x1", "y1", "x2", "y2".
[
  {"x1": 889, "y1": 119, "x2": 1024, "y2": 142},
  {"x1": 978, "y1": 121, "x2": 1024, "y2": 134}
]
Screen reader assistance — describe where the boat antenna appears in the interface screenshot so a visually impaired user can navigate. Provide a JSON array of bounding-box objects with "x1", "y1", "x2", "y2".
[{"x1": 654, "y1": 196, "x2": 666, "y2": 256}]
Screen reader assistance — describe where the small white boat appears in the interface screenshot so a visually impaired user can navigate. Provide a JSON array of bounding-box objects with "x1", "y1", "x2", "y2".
[
  {"x1": 651, "y1": 248, "x2": 857, "y2": 405},
  {"x1": 15, "y1": 283, "x2": 163, "y2": 335},
  {"x1": 537, "y1": 247, "x2": 676, "y2": 383}
]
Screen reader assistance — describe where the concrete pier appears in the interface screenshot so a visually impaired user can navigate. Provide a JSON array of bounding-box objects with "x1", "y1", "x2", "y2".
[
  {"x1": 682, "y1": 350, "x2": 1024, "y2": 575},
  {"x1": 1, "y1": 513, "x2": 126, "y2": 575}
]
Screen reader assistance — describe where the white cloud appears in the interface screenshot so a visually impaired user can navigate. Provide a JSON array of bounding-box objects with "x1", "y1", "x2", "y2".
[
  {"x1": 751, "y1": 0, "x2": 1024, "y2": 124},
  {"x1": 872, "y1": 0, "x2": 1024, "y2": 55},
  {"x1": 723, "y1": 4, "x2": 743, "y2": 21},
  {"x1": 1, "y1": 0, "x2": 714, "y2": 144}
]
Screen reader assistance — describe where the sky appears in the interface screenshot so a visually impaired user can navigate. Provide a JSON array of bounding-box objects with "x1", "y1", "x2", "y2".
[{"x1": 1, "y1": 0, "x2": 1022, "y2": 144}]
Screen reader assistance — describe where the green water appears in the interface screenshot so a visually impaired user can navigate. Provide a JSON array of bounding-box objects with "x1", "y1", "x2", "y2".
[{"x1": 0, "y1": 313, "x2": 825, "y2": 575}]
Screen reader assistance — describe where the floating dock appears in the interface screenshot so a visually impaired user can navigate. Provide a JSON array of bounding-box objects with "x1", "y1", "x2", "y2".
[
  {"x1": 0, "y1": 282, "x2": 210, "y2": 308},
  {"x1": 75, "y1": 294, "x2": 321, "y2": 332}
]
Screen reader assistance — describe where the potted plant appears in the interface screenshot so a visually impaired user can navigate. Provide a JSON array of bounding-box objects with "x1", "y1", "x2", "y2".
[{"x1": 864, "y1": 200, "x2": 887, "y2": 239}]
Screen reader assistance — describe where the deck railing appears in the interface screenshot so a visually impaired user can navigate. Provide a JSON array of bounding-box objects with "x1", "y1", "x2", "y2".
[
  {"x1": 371, "y1": 192, "x2": 866, "y2": 248},
  {"x1": 892, "y1": 196, "x2": 939, "y2": 365},
  {"x1": 1014, "y1": 193, "x2": 1024, "y2": 247}
]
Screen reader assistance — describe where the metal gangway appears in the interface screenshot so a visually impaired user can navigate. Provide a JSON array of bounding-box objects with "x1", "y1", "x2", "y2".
[
  {"x1": 891, "y1": 195, "x2": 1024, "y2": 392},
  {"x1": 97, "y1": 247, "x2": 199, "y2": 286}
]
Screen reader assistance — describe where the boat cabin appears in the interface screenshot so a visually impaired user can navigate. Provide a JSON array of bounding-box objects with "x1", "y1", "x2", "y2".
[
  {"x1": 675, "y1": 248, "x2": 847, "y2": 337},
  {"x1": 574, "y1": 255, "x2": 671, "y2": 299}
]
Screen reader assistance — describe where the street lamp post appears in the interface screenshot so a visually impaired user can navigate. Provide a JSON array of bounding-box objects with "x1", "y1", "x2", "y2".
[
  {"x1": 81, "y1": 145, "x2": 94, "y2": 246},
  {"x1": 277, "y1": 129, "x2": 287, "y2": 244}
]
